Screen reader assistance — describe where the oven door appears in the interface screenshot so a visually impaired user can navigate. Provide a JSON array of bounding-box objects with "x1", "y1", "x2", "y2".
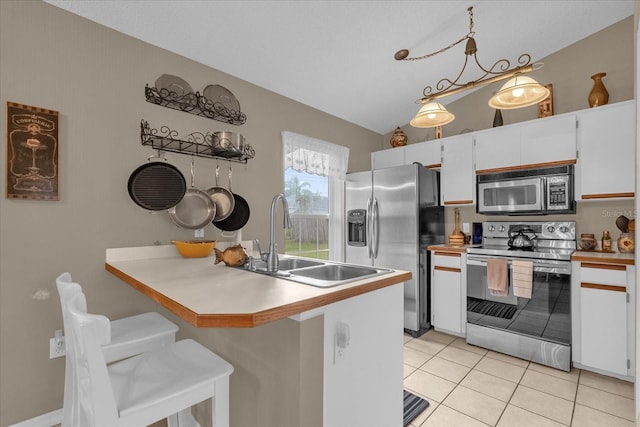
[
  {"x1": 477, "y1": 177, "x2": 544, "y2": 214},
  {"x1": 466, "y1": 254, "x2": 571, "y2": 345}
]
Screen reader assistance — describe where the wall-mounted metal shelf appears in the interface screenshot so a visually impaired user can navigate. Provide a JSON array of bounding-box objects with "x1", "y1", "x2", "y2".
[
  {"x1": 145, "y1": 84, "x2": 247, "y2": 126},
  {"x1": 140, "y1": 120, "x2": 254, "y2": 163}
]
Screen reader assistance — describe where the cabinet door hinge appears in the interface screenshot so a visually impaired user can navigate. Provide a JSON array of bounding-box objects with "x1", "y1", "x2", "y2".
[
  {"x1": 576, "y1": 150, "x2": 579, "y2": 159},
  {"x1": 628, "y1": 359, "x2": 631, "y2": 369},
  {"x1": 627, "y1": 293, "x2": 630, "y2": 303}
]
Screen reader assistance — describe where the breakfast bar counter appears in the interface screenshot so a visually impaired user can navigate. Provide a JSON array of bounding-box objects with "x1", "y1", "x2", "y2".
[
  {"x1": 105, "y1": 245, "x2": 411, "y2": 328},
  {"x1": 105, "y1": 244, "x2": 410, "y2": 427}
]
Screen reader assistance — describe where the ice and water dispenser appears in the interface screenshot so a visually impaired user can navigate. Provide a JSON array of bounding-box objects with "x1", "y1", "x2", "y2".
[{"x1": 347, "y1": 209, "x2": 367, "y2": 246}]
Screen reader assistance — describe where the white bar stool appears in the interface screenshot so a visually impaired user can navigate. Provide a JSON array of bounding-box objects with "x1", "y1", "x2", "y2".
[
  {"x1": 64, "y1": 286, "x2": 233, "y2": 427},
  {"x1": 56, "y1": 273, "x2": 182, "y2": 426}
]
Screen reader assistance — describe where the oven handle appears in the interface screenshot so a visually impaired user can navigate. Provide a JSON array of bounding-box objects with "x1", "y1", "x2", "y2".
[{"x1": 466, "y1": 255, "x2": 571, "y2": 274}]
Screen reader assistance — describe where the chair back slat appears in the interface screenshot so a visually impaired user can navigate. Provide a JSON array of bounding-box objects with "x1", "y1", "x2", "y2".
[{"x1": 66, "y1": 292, "x2": 118, "y2": 426}]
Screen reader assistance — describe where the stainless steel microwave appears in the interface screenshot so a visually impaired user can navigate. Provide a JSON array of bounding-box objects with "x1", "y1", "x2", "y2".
[{"x1": 476, "y1": 165, "x2": 575, "y2": 215}]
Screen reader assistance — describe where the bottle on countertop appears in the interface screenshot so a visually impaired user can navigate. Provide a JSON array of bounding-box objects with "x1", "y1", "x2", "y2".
[{"x1": 601, "y1": 231, "x2": 611, "y2": 252}]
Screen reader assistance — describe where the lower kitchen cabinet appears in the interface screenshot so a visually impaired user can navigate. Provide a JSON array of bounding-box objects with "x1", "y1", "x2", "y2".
[
  {"x1": 571, "y1": 260, "x2": 636, "y2": 378},
  {"x1": 430, "y1": 251, "x2": 466, "y2": 337}
]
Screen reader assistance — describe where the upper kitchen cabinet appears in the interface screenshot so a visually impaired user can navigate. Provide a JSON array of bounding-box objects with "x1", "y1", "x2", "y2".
[
  {"x1": 441, "y1": 134, "x2": 474, "y2": 205},
  {"x1": 576, "y1": 100, "x2": 635, "y2": 200},
  {"x1": 404, "y1": 140, "x2": 442, "y2": 168},
  {"x1": 371, "y1": 146, "x2": 405, "y2": 169},
  {"x1": 474, "y1": 114, "x2": 577, "y2": 173},
  {"x1": 474, "y1": 125, "x2": 520, "y2": 171},
  {"x1": 372, "y1": 140, "x2": 441, "y2": 170}
]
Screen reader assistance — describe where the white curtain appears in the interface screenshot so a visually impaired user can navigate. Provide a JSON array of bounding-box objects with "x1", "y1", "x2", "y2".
[{"x1": 282, "y1": 131, "x2": 349, "y2": 262}]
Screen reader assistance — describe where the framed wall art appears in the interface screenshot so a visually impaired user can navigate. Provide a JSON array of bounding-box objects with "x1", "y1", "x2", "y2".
[{"x1": 6, "y1": 102, "x2": 59, "y2": 200}]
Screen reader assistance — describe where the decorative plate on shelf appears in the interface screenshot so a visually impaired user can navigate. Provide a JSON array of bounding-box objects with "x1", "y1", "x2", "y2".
[
  {"x1": 203, "y1": 84, "x2": 241, "y2": 113},
  {"x1": 154, "y1": 74, "x2": 194, "y2": 98}
]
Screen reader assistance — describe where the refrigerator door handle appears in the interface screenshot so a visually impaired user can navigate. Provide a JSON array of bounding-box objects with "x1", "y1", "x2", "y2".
[
  {"x1": 366, "y1": 197, "x2": 373, "y2": 259},
  {"x1": 372, "y1": 197, "x2": 379, "y2": 259}
]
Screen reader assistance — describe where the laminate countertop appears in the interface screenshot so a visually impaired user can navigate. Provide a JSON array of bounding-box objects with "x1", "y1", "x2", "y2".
[
  {"x1": 105, "y1": 245, "x2": 411, "y2": 328},
  {"x1": 571, "y1": 250, "x2": 635, "y2": 265}
]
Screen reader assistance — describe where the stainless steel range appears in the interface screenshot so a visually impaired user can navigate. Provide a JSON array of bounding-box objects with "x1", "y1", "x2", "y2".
[{"x1": 466, "y1": 221, "x2": 576, "y2": 371}]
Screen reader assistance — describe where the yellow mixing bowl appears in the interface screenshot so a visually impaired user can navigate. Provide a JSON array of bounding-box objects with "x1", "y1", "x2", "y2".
[{"x1": 171, "y1": 240, "x2": 217, "y2": 258}]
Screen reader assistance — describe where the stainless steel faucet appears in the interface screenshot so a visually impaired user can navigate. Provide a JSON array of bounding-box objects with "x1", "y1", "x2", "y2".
[{"x1": 267, "y1": 193, "x2": 292, "y2": 273}]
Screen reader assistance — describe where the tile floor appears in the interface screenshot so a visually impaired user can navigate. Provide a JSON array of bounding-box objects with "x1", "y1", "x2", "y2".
[{"x1": 404, "y1": 329, "x2": 636, "y2": 427}]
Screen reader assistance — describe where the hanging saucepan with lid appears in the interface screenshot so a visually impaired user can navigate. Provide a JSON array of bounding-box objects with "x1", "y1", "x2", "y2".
[
  {"x1": 206, "y1": 164, "x2": 235, "y2": 221},
  {"x1": 168, "y1": 159, "x2": 217, "y2": 229},
  {"x1": 127, "y1": 152, "x2": 186, "y2": 211},
  {"x1": 213, "y1": 166, "x2": 250, "y2": 232}
]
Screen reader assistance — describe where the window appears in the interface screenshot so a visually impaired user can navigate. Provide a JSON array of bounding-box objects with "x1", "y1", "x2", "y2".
[{"x1": 282, "y1": 132, "x2": 349, "y2": 262}]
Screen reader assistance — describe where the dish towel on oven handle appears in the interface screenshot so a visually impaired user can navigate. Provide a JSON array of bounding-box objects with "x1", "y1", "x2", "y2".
[
  {"x1": 487, "y1": 258, "x2": 508, "y2": 297},
  {"x1": 512, "y1": 260, "x2": 533, "y2": 299}
]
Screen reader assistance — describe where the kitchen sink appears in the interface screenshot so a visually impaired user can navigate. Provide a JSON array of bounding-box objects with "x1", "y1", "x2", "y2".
[
  {"x1": 246, "y1": 256, "x2": 392, "y2": 288},
  {"x1": 276, "y1": 258, "x2": 324, "y2": 270},
  {"x1": 290, "y1": 264, "x2": 380, "y2": 281}
]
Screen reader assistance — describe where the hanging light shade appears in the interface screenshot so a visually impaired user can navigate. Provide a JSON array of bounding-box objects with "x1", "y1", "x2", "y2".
[
  {"x1": 488, "y1": 75, "x2": 550, "y2": 110},
  {"x1": 410, "y1": 102, "x2": 455, "y2": 128}
]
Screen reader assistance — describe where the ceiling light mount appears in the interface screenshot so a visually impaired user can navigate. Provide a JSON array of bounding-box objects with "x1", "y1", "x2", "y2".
[{"x1": 396, "y1": 6, "x2": 549, "y2": 127}]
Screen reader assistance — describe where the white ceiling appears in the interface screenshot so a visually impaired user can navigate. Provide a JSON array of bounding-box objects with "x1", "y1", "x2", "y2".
[{"x1": 44, "y1": 0, "x2": 634, "y2": 135}]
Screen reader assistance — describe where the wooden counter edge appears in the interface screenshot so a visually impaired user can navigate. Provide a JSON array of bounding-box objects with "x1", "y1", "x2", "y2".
[
  {"x1": 570, "y1": 253, "x2": 635, "y2": 265},
  {"x1": 426, "y1": 245, "x2": 468, "y2": 254},
  {"x1": 106, "y1": 263, "x2": 410, "y2": 328}
]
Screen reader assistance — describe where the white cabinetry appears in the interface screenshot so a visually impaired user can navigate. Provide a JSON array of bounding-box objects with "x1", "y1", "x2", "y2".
[
  {"x1": 371, "y1": 146, "x2": 405, "y2": 170},
  {"x1": 441, "y1": 134, "x2": 475, "y2": 205},
  {"x1": 372, "y1": 140, "x2": 442, "y2": 170},
  {"x1": 572, "y1": 260, "x2": 635, "y2": 378},
  {"x1": 474, "y1": 125, "x2": 520, "y2": 171},
  {"x1": 474, "y1": 114, "x2": 577, "y2": 172},
  {"x1": 576, "y1": 100, "x2": 635, "y2": 200},
  {"x1": 404, "y1": 140, "x2": 441, "y2": 168},
  {"x1": 431, "y1": 251, "x2": 466, "y2": 336}
]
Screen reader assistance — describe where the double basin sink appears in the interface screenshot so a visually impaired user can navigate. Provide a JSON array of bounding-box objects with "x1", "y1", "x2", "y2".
[{"x1": 246, "y1": 256, "x2": 393, "y2": 288}]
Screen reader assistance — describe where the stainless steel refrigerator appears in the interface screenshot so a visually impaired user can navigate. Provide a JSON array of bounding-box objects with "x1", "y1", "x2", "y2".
[{"x1": 345, "y1": 163, "x2": 444, "y2": 335}]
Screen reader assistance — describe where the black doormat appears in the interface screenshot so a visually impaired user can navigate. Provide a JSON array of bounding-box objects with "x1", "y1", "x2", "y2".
[
  {"x1": 467, "y1": 297, "x2": 517, "y2": 319},
  {"x1": 404, "y1": 390, "x2": 429, "y2": 426}
]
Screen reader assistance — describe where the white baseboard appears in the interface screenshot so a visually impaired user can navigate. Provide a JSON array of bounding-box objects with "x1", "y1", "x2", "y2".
[{"x1": 8, "y1": 408, "x2": 62, "y2": 427}]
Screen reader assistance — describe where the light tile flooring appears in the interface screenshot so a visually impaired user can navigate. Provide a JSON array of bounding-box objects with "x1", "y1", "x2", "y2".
[{"x1": 404, "y1": 329, "x2": 636, "y2": 427}]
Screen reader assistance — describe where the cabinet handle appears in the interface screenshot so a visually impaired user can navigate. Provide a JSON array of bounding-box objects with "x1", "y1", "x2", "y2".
[
  {"x1": 581, "y1": 282, "x2": 626, "y2": 292},
  {"x1": 434, "y1": 252, "x2": 461, "y2": 257},
  {"x1": 581, "y1": 262, "x2": 626, "y2": 271},
  {"x1": 435, "y1": 266, "x2": 461, "y2": 273}
]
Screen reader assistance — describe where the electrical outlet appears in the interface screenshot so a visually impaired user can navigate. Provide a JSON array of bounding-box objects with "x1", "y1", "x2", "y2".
[
  {"x1": 194, "y1": 228, "x2": 205, "y2": 238},
  {"x1": 49, "y1": 330, "x2": 66, "y2": 359}
]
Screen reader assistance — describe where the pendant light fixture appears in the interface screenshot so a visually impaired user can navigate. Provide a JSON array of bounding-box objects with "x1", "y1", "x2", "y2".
[
  {"x1": 410, "y1": 102, "x2": 455, "y2": 128},
  {"x1": 396, "y1": 6, "x2": 549, "y2": 128}
]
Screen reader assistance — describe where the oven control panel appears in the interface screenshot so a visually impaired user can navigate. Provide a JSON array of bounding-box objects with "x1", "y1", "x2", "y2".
[{"x1": 481, "y1": 221, "x2": 575, "y2": 240}]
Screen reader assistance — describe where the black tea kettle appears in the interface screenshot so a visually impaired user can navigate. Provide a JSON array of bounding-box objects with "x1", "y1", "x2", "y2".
[{"x1": 508, "y1": 228, "x2": 537, "y2": 250}]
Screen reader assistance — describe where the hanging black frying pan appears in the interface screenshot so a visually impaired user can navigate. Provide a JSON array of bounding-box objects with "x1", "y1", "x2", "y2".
[
  {"x1": 214, "y1": 166, "x2": 250, "y2": 231},
  {"x1": 128, "y1": 155, "x2": 186, "y2": 211},
  {"x1": 168, "y1": 159, "x2": 217, "y2": 229}
]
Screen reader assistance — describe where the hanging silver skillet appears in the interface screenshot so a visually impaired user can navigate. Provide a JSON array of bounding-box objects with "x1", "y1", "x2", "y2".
[
  {"x1": 206, "y1": 164, "x2": 235, "y2": 221},
  {"x1": 168, "y1": 159, "x2": 217, "y2": 229},
  {"x1": 128, "y1": 153, "x2": 186, "y2": 211}
]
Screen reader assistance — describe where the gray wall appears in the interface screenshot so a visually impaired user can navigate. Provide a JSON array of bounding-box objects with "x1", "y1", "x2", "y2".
[{"x1": 0, "y1": 1, "x2": 377, "y2": 425}]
